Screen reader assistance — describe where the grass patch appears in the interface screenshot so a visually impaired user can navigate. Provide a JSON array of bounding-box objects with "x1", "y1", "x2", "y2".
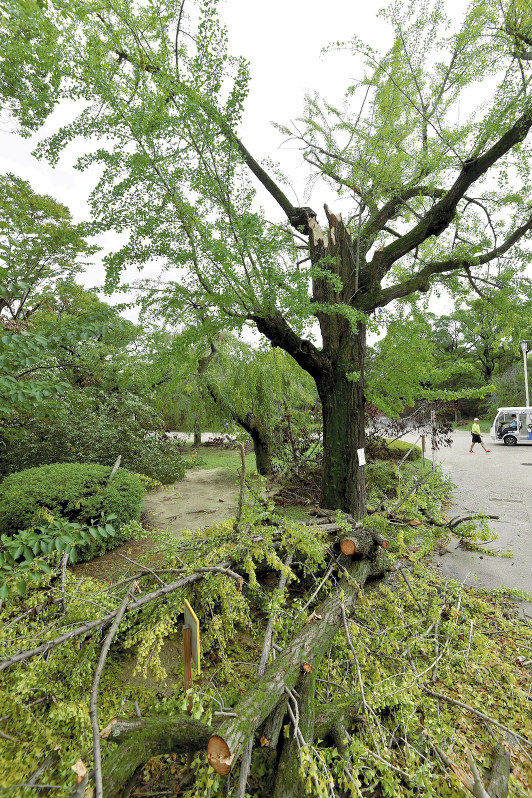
[
  {"x1": 454, "y1": 418, "x2": 491, "y2": 432},
  {"x1": 184, "y1": 444, "x2": 257, "y2": 476},
  {"x1": 385, "y1": 438, "x2": 422, "y2": 460}
]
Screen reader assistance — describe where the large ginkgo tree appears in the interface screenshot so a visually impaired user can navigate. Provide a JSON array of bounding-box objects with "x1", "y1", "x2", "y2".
[{"x1": 11, "y1": 0, "x2": 532, "y2": 517}]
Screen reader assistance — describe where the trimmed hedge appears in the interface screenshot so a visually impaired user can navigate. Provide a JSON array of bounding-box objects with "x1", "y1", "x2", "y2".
[
  {"x1": 386, "y1": 439, "x2": 422, "y2": 460},
  {"x1": 0, "y1": 463, "x2": 143, "y2": 537}
]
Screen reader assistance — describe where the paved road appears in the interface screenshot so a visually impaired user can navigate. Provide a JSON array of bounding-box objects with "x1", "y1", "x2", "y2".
[{"x1": 412, "y1": 429, "x2": 532, "y2": 617}]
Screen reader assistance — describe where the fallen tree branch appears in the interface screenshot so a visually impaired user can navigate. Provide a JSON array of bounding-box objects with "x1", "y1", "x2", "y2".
[
  {"x1": 100, "y1": 716, "x2": 215, "y2": 796},
  {"x1": 0, "y1": 562, "x2": 241, "y2": 672},
  {"x1": 448, "y1": 515, "x2": 499, "y2": 530},
  {"x1": 26, "y1": 749, "x2": 61, "y2": 788},
  {"x1": 91, "y1": 583, "x2": 136, "y2": 798},
  {"x1": 237, "y1": 551, "x2": 294, "y2": 798},
  {"x1": 487, "y1": 742, "x2": 510, "y2": 798},
  {"x1": 428, "y1": 737, "x2": 491, "y2": 798},
  {"x1": 207, "y1": 552, "x2": 387, "y2": 775}
]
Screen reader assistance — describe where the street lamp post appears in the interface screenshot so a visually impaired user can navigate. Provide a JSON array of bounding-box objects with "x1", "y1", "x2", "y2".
[{"x1": 520, "y1": 340, "x2": 531, "y2": 407}]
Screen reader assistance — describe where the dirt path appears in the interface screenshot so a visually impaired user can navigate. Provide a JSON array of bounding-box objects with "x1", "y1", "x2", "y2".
[
  {"x1": 142, "y1": 468, "x2": 239, "y2": 531},
  {"x1": 74, "y1": 468, "x2": 240, "y2": 581}
]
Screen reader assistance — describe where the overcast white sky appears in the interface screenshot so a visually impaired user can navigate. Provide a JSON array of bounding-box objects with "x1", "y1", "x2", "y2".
[{"x1": 0, "y1": 0, "x2": 466, "y2": 317}]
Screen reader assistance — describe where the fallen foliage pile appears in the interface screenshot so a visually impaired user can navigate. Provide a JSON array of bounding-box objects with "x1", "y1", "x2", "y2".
[{"x1": 0, "y1": 464, "x2": 530, "y2": 797}]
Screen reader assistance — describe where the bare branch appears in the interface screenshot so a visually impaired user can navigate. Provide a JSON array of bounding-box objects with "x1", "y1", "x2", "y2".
[
  {"x1": 91, "y1": 583, "x2": 136, "y2": 798},
  {"x1": 372, "y1": 210, "x2": 532, "y2": 309},
  {"x1": 368, "y1": 104, "x2": 532, "y2": 282}
]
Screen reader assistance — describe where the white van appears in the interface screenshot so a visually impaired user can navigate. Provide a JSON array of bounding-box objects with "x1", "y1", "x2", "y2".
[{"x1": 490, "y1": 407, "x2": 532, "y2": 446}]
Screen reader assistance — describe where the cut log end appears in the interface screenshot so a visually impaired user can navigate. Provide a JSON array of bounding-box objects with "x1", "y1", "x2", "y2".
[
  {"x1": 340, "y1": 538, "x2": 357, "y2": 556},
  {"x1": 207, "y1": 735, "x2": 234, "y2": 775},
  {"x1": 368, "y1": 529, "x2": 389, "y2": 549}
]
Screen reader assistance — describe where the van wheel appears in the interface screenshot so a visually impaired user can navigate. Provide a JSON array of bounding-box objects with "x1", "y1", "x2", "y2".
[{"x1": 504, "y1": 435, "x2": 517, "y2": 446}]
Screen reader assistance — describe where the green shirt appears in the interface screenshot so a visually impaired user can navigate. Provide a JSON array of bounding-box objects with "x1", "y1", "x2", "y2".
[{"x1": 472, "y1": 422, "x2": 480, "y2": 435}]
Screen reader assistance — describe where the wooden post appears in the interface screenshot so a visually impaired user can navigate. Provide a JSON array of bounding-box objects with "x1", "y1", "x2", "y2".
[
  {"x1": 183, "y1": 624, "x2": 193, "y2": 714},
  {"x1": 430, "y1": 410, "x2": 436, "y2": 471}
]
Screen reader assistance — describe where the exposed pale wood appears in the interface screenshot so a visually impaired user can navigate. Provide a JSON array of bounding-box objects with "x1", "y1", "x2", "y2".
[
  {"x1": 368, "y1": 529, "x2": 390, "y2": 549},
  {"x1": 207, "y1": 735, "x2": 233, "y2": 775}
]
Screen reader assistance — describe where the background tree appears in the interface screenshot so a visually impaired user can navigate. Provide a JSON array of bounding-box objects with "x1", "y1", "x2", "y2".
[
  {"x1": 10, "y1": 0, "x2": 532, "y2": 517},
  {"x1": 199, "y1": 337, "x2": 318, "y2": 475},
  {"x1": 0, "y1": 293, "x2": 187, "y2": 482},
  {"x1": 0, "y1": 175, "x2": 101, "y2": 420},
  {"x1": 0, "y1": 173, "x2": 94, "y2": 323},
  {"x1": 0, "y1": 0, "x2": 62, "y2": 131},
  {"x1": 365, "y1": 305, "x2": 488, "y2": 418},
  {"x1": 488, "y1": 359, "x2": 532, "y2": 411}
]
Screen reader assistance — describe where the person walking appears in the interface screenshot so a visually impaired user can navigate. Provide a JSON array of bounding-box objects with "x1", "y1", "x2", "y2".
[{"x1": 469, "y1": 418, "x2": 491, "y2": 453}]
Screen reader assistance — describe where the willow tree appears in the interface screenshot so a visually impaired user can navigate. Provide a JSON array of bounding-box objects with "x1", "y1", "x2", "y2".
[{"x1": 25, "y1": 0, "x2": 532, "y2": 516}]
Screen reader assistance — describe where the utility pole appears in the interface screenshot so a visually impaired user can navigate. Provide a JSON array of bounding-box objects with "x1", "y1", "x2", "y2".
[{"x1": 520, "y1": 340, "x2": 530, "y2": 407}]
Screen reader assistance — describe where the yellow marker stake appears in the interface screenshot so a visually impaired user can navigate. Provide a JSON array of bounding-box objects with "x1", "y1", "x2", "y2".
[{"x1": 184, "y1": 599, "x2": 201, "y2": 676}]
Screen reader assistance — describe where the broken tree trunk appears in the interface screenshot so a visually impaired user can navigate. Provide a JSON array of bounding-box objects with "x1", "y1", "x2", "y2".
[
  {"x1": 487, "y1": 743, "x2": 510, "y2": 798},
  {"x1": 100, "y1": 698, "x2": 365, "y2": 796},
  {"x1": 206, "y1": 550, "x2": 387, "y2": 775}
]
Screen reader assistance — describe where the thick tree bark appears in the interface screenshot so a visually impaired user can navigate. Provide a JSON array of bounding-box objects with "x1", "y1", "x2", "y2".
[
  {"x1": 273, "y1": 672, "x2": 316, "y2": 798},
  {"x1": 308, "y1": 210, "x2": 368, "y2": 518},
  {"x1": 193, "y1": 421, "x2": 201, "y2": 446},
  {"x1": 487, "y1": 743, "x2": 510, "y2": 798},
  {"x1": 317, "y1": 327, "x2": 366, "y2": 518},
  {"x1": 205, "y1": 382, "x2": 273, "y2": 475},
  {"x1": 249, "y1": 428, "x2": 272, "y2": 476},
  {"x1": 99, "y1": 701, "x2": 364, "y2": 797}
]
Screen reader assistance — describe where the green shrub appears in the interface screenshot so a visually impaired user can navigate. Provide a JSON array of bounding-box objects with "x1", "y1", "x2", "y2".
[
  {"x1": 0, "y1": 392, "x2": 187, "y2": 484},
  {"x1": 366, "y1": 461, "x2": 398, "y2": 496},
  {"x1": 0, "y1": 463, "x2": 143, "y2": 536},
  {"x1": 385, "y1": 439, "x2": 421, "y2": 460},
  {"x1": 0, "y1": 518, "x2": 142, "y2": 597}
]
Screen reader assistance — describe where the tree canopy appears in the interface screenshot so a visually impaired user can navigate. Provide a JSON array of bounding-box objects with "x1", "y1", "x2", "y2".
[{"x1": 3, "y1": 0, "x2": 532, "y2": 515}]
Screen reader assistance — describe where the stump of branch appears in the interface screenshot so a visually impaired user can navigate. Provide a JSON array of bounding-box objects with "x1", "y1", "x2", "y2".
[{"x1": 309, "y1": 508, "x2": 390, "y2": 554}]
